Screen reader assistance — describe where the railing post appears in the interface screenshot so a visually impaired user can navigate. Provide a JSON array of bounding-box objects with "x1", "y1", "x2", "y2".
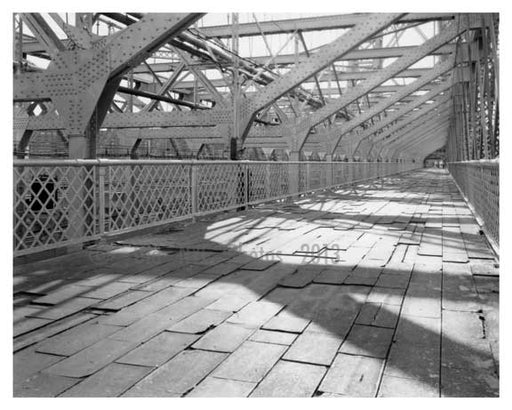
[
  {"x1": 265, "y1": 163, "x2": 271, "y2": 198},
  {"x1": 245, "y1": 163, "x2": 249, "y2": 205},
  {"x1": 288, "y1": 152, "x2": 300, "y2": 196},
  {"x1": 191, "y1": 163, "x2": 198, "y2": 218},
  {"x1": 306, "y1": 162, "x2": 311, "y2": 192},
  {"x1": 98, "y1": 165, "x2": 106, "y2": 234},
  {"x1": 325, "y1": 154, "x2": 333, "y2": 187},
  {"x1": 66, "y1": 166, "x2": 89, "y2": 243}
]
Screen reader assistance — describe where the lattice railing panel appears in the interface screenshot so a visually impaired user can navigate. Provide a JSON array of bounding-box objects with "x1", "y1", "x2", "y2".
[
  {"x1": 106, "y1": 164, "x2": 190, "y2": 231},
  {"x1": 448, "y1": 160, "x2": 499, "y2": 250},
  {"x1": 197, "y1": 163, "x2": 244, "y2": 213},
  {"x1": 267, "y1": 163, "x2": 290, "y2": 198},
  {"x1": 14, "y1": 164, "x2": 97, "y2": 254},
  {"x1": 14, "y1": 160, "x2": 417, "y2": 256},
  {"x1": 246, "y1": 163, "x2": 268, "y2": 202},
  {"x1": 309, "y1": 163, "x2": 327, "y2": 190}
]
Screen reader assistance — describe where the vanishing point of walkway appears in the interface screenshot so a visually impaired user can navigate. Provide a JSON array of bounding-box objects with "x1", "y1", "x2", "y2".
[{"x1": 13, "y1": 169, "x2": 499, "y2": 397}]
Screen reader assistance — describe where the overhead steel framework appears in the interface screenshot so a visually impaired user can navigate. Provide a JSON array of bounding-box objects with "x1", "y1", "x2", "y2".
[
  {"x1": 12, "y1": 12, "x2": 500, "y2": 258},
  {"x1": 13, "y1": 12, "x2": 498, "y2": 162}
]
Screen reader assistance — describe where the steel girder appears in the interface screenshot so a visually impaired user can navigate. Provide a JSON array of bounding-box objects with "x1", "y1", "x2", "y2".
[
  {"x1": 20, "y1": 13, "x2": 66, "y2": 58},
  {"x1": 296, "y1": 18, "x2": 466, "y2": 152},
  {"x1": 384, "y1": 117, "x2": 450, "y2": 159},
  {"x1": 393, "y1": 128, "x2": 449, "y2": 160},
  {"x1": 199, "y1": 14, "x2": 455, "y2": 38},
  {"x1": 14, "y1": 13, "x2": 203, "y2": 139},
  {"x1": 357, "y1": 94, "x2": 452, "y2": 153},
  {"x1": 113, "y1": 43, "x2": 471, "y2": 76},
  {"x1": 337, "y1": 96, "x2": 451, "y2": 160},
  {"x1": 14, "y1": 13, "x2": 496, "y2": 161},
  {"x1": 446, "y1": 14, "x2": 499, "y2": 161},
  {"x1": 293, "y1": 17, "x2": 467, "y2": 152},
  {"x1": 349, "y1": 78, "x2": 453, "y2": 156},
  {"x1": 327, "y1": 55, "x2": 455, "y2": 154},
  {"x1": 379, "y1": 111, "x2": 451, "y2": 158},
  {"x1": 375, "y1": 112, "x2": 450, "y2": 158},
  {"x1": 236, "y1": 13, "x2": 404, "y2": 141}
]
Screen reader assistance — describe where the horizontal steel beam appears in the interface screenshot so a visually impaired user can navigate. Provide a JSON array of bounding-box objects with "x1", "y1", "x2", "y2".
[
  {"x1": 199, "y1": 13, "x2": 456, "y2": 38},
  {"x1": 327, "y1": 56, "x2": 455, "y2": 152},
  {"x1": 245, "y1": 14, "x2": 404, "y2": 121},
  {"x1": 117, "y1": 85, "x2": 210, "y2": 109},
  {"x1": 381, "y1": 116, "x2": 450, "y2": 158},
  {"x1": 378, "y1": 111, "x2": 451, "y2": 157},
  {"x1": 349, "y1": 79, "x2": 453, "y2": 152},
  {"x1": 366, "y1": 96, "x2": 452, "y2": 150},
  {"x1": 296, "y1": 17, "x2": 467, "y2": 150}
]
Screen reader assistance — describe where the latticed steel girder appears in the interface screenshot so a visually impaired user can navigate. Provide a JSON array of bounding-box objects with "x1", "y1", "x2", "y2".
[
  {"x1": 22, "y1": 107, "x2": 232, "y2": 131},
  {"x1": 393, "y1": 128, "x2": 449, "y2": 160},
  {"x1": 382, "y1": 117, "x2": 450, "y2": 158},
  {"x1": 373, "y1": 115, "x2": 450, "y2": 159},
  {"x1": 326, "y1": 55, "x2": 456, "y2": 154},
  {"x1": 349, "y1": 79, "x2": 453, "y2": 155},
  {"x1": 20, "y1": 13, "x2": 67, "y2": 58},
  {"x1": 14, "y1": 12, "x2": 496, "y2": 162},
  {"x1": 200, "y1": 13, "x2": 456, "y2": 38},
  {"x1": 117, "y1": 43, "x2": 478, "y2": 78},
  {"x1": 359, "y1": 95, "x2": 452, "y2": 148},
  {"x1": 335, "y1": 95, "x2": 451, "y2": 159},
  {"x1": 237, "y1": 13, "x2": 405, "y2": 140},
  {"x1": 378, "y1": 112, "x2": 451, "y2": 158},
  {"x1": 295, "y1": 17, "x2": 467, "y2": 152},
  {"x1": 14, "y1": 13, "x2": 203, "y2": 137},
  {"x1": 363, "y1": 116, "x2": 450, "y2": 160}
]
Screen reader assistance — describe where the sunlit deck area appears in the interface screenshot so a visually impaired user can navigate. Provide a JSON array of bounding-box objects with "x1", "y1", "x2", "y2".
[{"x1": 13, "y1": 169, "x2": 499, "y2": 397}]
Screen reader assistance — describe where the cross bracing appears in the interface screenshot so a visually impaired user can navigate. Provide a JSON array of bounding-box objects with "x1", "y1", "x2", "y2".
[{"x1": 13, "y1": 12, "x2": 498, "y2": 163}]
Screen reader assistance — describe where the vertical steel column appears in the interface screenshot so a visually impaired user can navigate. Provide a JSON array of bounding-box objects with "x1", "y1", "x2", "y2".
[
  {"x1": 288, "y1": 151, "x2": 300, "y2": 196},
  {"x1": 98, "y1": 165, "x2": 106, "y2": 234},
  {"x1": 325, "y1": 154, "x2": 333, "y2": 187},
  {"x1": 231, "y1": 12, "x2": 240, "y2": 160},
  {"x1": 191, "y1": 164, "x2": 198, "y2": 219},
  {"x1": 305, "y1": 162, "x2": 311, "y2": 191}
]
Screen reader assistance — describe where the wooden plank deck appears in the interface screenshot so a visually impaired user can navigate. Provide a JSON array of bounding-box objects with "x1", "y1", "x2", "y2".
[{"x1": 13, "y1": 169, "x2": 499, "y2": 397}]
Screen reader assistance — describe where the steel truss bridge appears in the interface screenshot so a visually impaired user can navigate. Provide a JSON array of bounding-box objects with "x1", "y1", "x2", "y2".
[{"x1": 13, "y1": 12, "x2": 499, "y2": 257}]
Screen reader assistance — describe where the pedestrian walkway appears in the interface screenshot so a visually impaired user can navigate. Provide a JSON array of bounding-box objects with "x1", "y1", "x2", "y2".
[{"x1": 13, "y1": 168, "x2": 499, "y2": 397}]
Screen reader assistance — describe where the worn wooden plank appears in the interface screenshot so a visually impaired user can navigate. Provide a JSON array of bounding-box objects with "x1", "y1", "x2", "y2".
[
  {"x1": 14, "y1": 373, "x2": 79, "y2": 397},
  {"x1": 167, "y1": 309, "x2": 231, "y2": 334},
  {"x1": 123, "y1": 350, "x2": 227, "y2": 397},
  {"x1": 117, "y1": 331, "x2": 199, "y2": 367},
  {"x1": 212, "y1": 340, "x2": 286, "y2": 383},
  {"x1": 93, "y1": 290, "x2": 152, "y2": 311},
  {"x1": 339, "y1": 324, "x2": 394, "y2": 359},
  {"x1": 262, "y1": 309, "x2": 310, "y2": 333},
  {"x1": 98, "y1": 286, "x2": 196, "y2": 326},
  {"x1": 26, "y1": 297, "x2": 98, "y2": 320},
  {"x1": 319, "y1": 353, "x2": 384, "y2": 397},
  {"x1": 249, "y1": 329, "x2": 298, "y2": 346},
  {"x1": 227, "y1": 301, "x2": 283, "y2": 328},
  {"x1": 109, "y1": 295, "x2": 216, "y2": 343},
  {"x1": 36, "y1": 322, "x2": 121, "y2": 356},
  {"x1": 283, "y1": 331, "x2": 341, "y2": 366},
  {"x1": 192, "y1": 323, "x2": 255, "y2": 353},
  {"x1": 14, "y1": 347, "x2": 65, "y2": 384},
  {"x1": 378, "y1": 374, "x2": 439, "y2": 397},
  {"x1": 43, "y1": 338, "x2": 138, "y2": 378},
  {"x1": 355, "y1": 302, "x2": 400, "y2": 328},
  {"x1": 187, "y1": 377, "x2": 256, "y2": 397},
  {"x1": 60, "y1": 363, "x2": 152, "y2": 397},
  {"x1": 14, "y1": 313, "x2": 97, "y2": 352},
  {"x1": 250, "y1": 361, "x2": 326, "y2": 397}
]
